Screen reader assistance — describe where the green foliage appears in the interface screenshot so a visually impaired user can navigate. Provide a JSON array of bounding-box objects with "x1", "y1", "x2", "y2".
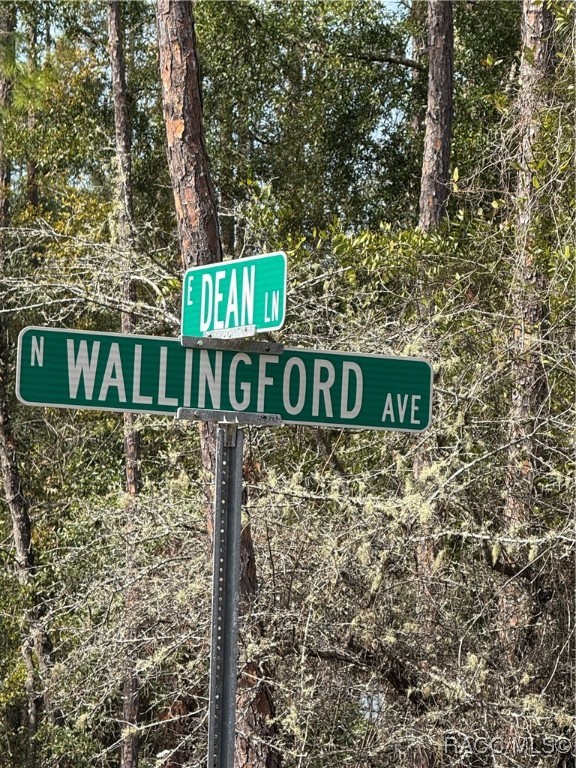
[
  {"x1": 197, "y1": 0, "x2": 413, "y2": 241},
  {"x1": 451, "y1": 1, "x2": 522, "y2": 209},
  {"x1": 36, "y1": 722, "x2": 106, "y2": 768}
]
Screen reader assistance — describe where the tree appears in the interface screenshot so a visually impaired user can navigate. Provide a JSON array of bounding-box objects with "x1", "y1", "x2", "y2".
[
  {"x1": 0, "y1": 2, "x2": 13, "y2": 223},
  {"x1": 411, "y1": 5, "x2": 453, "y2": 761},
  {"x1": 418, "y1": 0, "x2": 453, "y2": 231},
  {"x1": 108, "y1": 2, "x2": 142, "y2": 766},
  {"x1": 156, "y1": 0, "x2": 221, "y2": 271},
  {"x1": 0, "y1": 6, "x2": 44, "y2": 765},
  {"x1": 498, "y1": 0, "x2": 556, "y2": 662},
  {"x1": 155, "y1": 2, "x2": 280, "y2": 766}
]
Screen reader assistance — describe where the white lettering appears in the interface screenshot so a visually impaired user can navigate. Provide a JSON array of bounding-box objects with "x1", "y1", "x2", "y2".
[
  {"x1": 186, "y1": 274, "x2": 194, "y2": 306},
  {"x1": 340, "y1": 362, "x2": 363, "y2": 419},
  {"x1": 200, "y1": 273, "x2": 213, "y2": 332},
  {"x1": 410, "y1": 395, "x2": 421, "y2": 424},
  {"x1": 257, "y1": 355, "x2": 278, "y2": 411},
  {"x1": 132, "y1": 345, "x2": 153, "y2": 404},
  {"x1": 282, "y1": 357, "x2": 306, "y2": 415},
  {"x1": 213, "y1": 270, "x2": 226, "y2": 330},
  {"x1": 229, "y1": 353, "x2": 251, "y2": 410},
  {"x1": 264, "y1": 293, "x2": 270, "y2": 323},
  {"x1": 183, "y1": 348, "x2": 193, "y2": 407},
  {"x1": 381, "y1": 393, "x2": 417, "y2": 424},
  {"x1": 67, "y1": 339, "x2": 100, "y2": 400},
  {"x1": 241, "y1": 266, "x2": 255, "y2": 326},
  {"x1": 31, "y1": 336, "x2": 44, "y2": 367},
  {"x1": 396, "y1": 394, "x2": 409, "y2": 422},
  {"x1": 198, "y1": 350, "x2": 222, "y2": 409},
  {"x1": 272, "y1": 290, "x2": 279, "y2": 321},
  {"x1": 158, "y1": 346, "x2": 178, "y2": 407},
  {"x1": 98, "y1": 343, "x2": 126, "y2": 402},
  {"x1": 381, "y1": 393, "x2": 394, "y2": 422},
  {"x1": 263, "y1": 290, "x2": 280, "y2": 323},
  {"x1": 225, "y1": 270, "x2": 239, "y2": 329},
  {"x1": 312, "y1": 360, "x2": 335, "y2": 417}
]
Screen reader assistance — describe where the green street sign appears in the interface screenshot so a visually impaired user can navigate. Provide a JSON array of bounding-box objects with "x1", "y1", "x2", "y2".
[
  {"x1": 16, "y1": 327, "x2": 432, "y2": 432},
  {"x1": 181, "y1": 252, "x2": 287, "y2": 338}
]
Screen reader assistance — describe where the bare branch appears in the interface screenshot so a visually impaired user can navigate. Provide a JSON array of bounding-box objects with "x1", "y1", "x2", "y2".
[{"x1": 354, "y1": 51, "x2": 426, "y2": 72}]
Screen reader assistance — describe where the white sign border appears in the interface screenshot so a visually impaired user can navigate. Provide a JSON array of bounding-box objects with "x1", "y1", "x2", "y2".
[{"x1": 16, "y1": 326, "x2": 433, "y2": 433}]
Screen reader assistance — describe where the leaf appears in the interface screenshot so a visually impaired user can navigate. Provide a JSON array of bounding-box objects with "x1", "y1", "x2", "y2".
[{"x1": 491, "y1": 543, "x2": 501, "y2": 565}]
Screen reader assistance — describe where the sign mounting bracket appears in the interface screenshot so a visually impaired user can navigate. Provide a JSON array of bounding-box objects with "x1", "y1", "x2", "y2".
[
  {"x1": 177, "y1": 408, "x2": 282, "y2": 427},
  {"x1": 180, "y1": 336, "x2": 284, "y2": 355},
  {"x1": 205, "y1": 325, "x2": 257, "y2": 339}
]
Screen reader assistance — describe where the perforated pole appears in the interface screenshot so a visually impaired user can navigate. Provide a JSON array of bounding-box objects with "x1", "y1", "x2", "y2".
[{"x1": 208, "y1": 424, "x2": 243, "y2": 768}]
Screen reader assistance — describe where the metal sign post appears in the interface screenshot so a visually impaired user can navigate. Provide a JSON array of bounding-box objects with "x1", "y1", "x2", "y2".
[
  {"x1": 208, "y1": 423, "x2": 243, "y2": 768},
  {"x1": 177, "y1": 410, "x2": 281, "y2": 768}
]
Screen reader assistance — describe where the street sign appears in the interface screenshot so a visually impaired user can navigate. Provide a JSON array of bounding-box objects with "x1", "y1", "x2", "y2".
[
  {"x1": 16, "y1": 327, "x2": 432, "y2": 432},
  {"x1": 181, "y1": 252, "x2": 287, "y2": 338}
]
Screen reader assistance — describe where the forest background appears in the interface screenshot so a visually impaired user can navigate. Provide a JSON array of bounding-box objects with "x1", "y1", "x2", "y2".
[{"x1": 0, "y1": 1, "x2": 574, "y2": 767}]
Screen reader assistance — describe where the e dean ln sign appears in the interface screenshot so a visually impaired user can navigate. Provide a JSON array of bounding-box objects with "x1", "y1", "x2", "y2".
[
  {"x1": 16, "y1": 327, "x2": 432, "y2": 432},
  {"x1": 181, "y1": 252, "x2": 287, "y2": 338}
]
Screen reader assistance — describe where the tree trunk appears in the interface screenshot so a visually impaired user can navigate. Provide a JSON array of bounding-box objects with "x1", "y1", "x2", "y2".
[
  {"x1": 108, "y1": 3, "x2": 141, "y2": 766},
  {"x1": 156, "y1": 0, "x2": 219, "y2": 530},
  {"x1": 234, "y1": 515, "x2": 280, "y2": 768},
  {"x1": 109, "y1": 0, "x2": 135, "y2": 252},
  {"x1": 410, "y1": 6, "x2": 453, "y2": 765},
  {"x1": 0, "y1": 9, "x2": 44, "y2": 765},
  {"x1": 411, "y1": 0, "x2": 453, "y2": 680},
  {"x1": 155, "y1": 3, "x2": 280, "y2": 766},
  {"x1": 408, "y1": 0, "x2": 428, "y2": 134},
  {"x1": 25, "y1": 15, "x2": 39, "y2": 209},
  {"x1": 418, "y1": 0, "x2": 453, "y2": 232},
  {"x1": 0, "y1": 328, "x2": 40, "y2": 768},
  {"x1": 107, "y1": 0, "x2": 140, "y2": 471},
  {"x1": 156, "y1": 0, "x2": 222, "y2": 270},
  {"x1": 0, "y1": 3, "x2": 13, "y2": 224},
  {"x1": 498, "y1": 0, "x2": 555, "y2": 663}
]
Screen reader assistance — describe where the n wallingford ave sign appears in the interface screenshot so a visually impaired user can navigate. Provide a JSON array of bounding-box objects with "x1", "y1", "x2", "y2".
[{"x1": 17, "y1": 326, "x2": 432, "y2": 432}]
